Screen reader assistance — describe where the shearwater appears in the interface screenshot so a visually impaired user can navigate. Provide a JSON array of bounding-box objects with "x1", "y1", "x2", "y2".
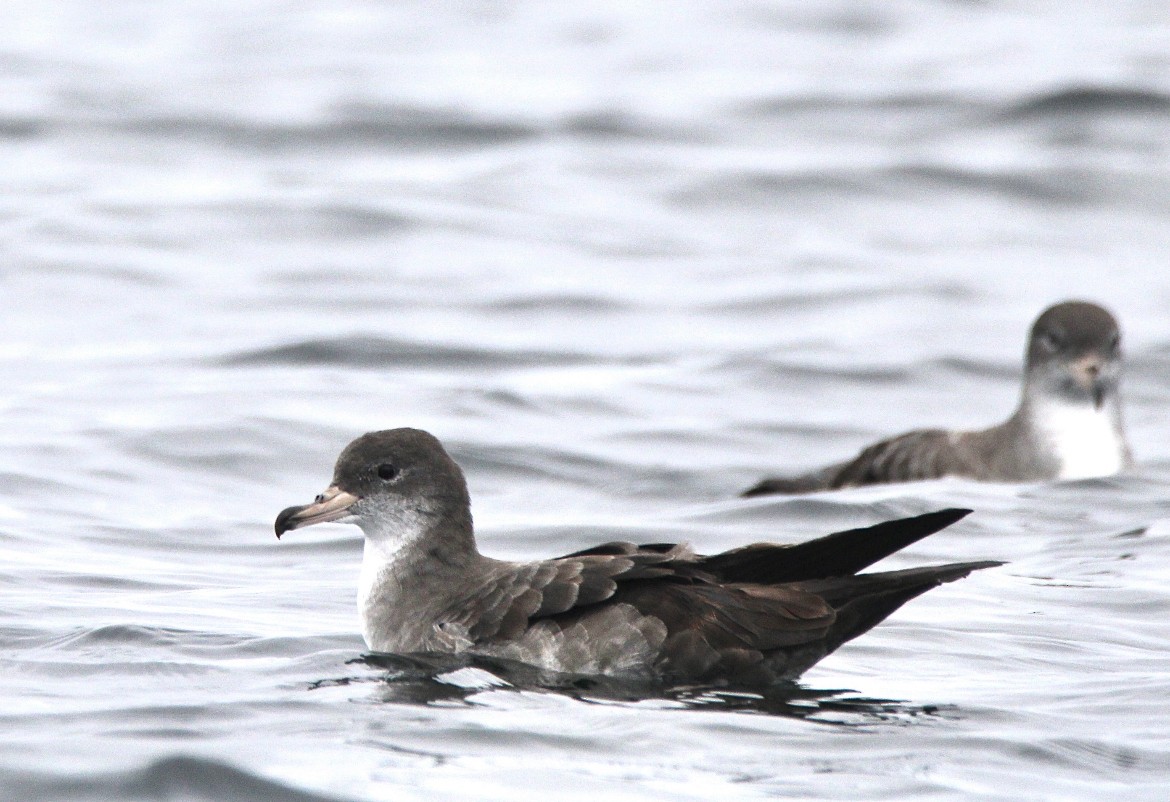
[
  {"x1": 743, "y1": 301, "x2": 1132, "y2": 497},
  {"x1": 276, "y1": 428, "x2": 998, "y2": 684}
]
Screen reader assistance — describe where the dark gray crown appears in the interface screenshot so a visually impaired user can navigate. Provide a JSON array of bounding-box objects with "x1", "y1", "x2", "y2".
[
  {"x1": 332, "y1": 427, "x2": 471, "y2": 509},
  {"x1": 1026, "y1": 300, "x2": 1120, "y2": 369}
]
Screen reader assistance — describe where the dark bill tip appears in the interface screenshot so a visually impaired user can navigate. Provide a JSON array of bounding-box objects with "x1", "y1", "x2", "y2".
[
  {"x1": 274, "y1": 504, "x2": 308, "y2": 539},
  {"x1": 273, "y1": 486, "x2": 360, "y2": 540},
  {"x1": 1092, "y1": 382, "x2": 1106, "y2": 410}
]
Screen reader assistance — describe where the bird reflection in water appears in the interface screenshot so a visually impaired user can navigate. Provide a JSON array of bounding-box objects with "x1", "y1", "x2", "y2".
[{"x1": 308, "y1": 652, "x2": 952, "y2": 725}]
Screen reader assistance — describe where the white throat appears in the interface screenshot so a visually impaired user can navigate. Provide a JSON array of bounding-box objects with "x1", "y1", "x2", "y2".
[
  {"x1": 1031, "y1": 398, "x2": 1125, "y2": 480},
  {"x1": 355, "y1": 507, "x2": 434, "y2": 646},
  {"x1": 358, "y1": 535, "x2": 409, "y2": 604}
]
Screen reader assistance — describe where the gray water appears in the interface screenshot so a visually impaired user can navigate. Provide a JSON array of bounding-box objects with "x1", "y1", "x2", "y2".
[{"x1": 4, "y1": 2, "x2": 1170, "y2": 800}]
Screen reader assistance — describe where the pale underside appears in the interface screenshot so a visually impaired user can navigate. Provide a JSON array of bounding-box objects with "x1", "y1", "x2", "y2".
[{"x1": 1033, "y1": 400, "x2": 1126, "y2": 480}]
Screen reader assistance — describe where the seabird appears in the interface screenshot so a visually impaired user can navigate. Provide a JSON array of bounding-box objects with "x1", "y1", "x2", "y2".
[
  {"x1": 743, "y1": 300, "x2": 1132, "y2": 497},
  {"x1": 276, "y1": 428, "x2": 997, "y2": 684}
]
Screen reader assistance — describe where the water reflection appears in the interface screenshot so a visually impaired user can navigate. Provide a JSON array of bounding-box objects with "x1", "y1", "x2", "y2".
[{"x1": 307, "y1": 653, "x2": 951, "y2": 726}]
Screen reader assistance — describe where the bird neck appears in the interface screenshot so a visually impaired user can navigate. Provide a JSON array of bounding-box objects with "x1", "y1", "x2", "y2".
[
  {"x1": 358, "y1": 502, "x2": 479, "y2": 574},
  {"x1": 1015, "y1": 386, "x2": 1128, "y2": 479},
  {"x1": 355, "y1": 507, "x2": 484, "y2": 652}
]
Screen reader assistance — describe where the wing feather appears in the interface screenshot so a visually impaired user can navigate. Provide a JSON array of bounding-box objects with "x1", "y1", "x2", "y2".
[
  {"x1": 445, "y1": 519, "x2": 994, "y2": 684},
  {"x1": 455, "y1": 545, "x2": 693, "y2": 643},
  {"x1": 743, "y1": 428, "x2": 981, "y2": 496},
  {"x1": 828, "y1": 429, "x2": 968, "y2": 487}
]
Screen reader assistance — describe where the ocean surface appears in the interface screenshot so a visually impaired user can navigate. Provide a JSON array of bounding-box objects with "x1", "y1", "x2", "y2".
[{"x1": 4, "y1": 2, "x2": 1170, "y2": 800}]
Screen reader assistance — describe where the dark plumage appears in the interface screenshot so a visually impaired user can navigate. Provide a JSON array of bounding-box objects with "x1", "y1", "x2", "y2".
[
  {"x1": 744, "y1": 300, "x2": 1132, "y2": 497},
  {"x1": 276, "y1": 428, "x2": 998, "y2": 684}
]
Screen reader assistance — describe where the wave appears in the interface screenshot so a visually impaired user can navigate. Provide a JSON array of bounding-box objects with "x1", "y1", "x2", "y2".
[
  {"x1": 0, "y1": 755, "x2": 355, "y2": 802},
  {"x1": 737, "y1": 85, "x2": 1170, "y2": 122},
  {"x1": 120, "y1": 104, "x2": 541, "y2": 151},
  {"x1": 3, "y1": 103, "x2": 681, "y2": 152},
  {"x1": 1001, "y1": 86, "x2": 1170, "y2": 121},
  {"x1": 223, "y1": 335, "x2": 630, "y2": 370},
  {"x1": 668, "y1": 160, "x2": 1144, "y2": 208}
]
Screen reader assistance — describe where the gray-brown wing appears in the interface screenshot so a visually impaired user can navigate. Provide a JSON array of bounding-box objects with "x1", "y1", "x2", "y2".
[
  {"x1": 447, "y1": 544, "x2": 699, "y2": 643},
  {"x1": 619, "y1": 581, "x2": 835, "y2": 649},
  {"x1": 611, "y1": 580, "x2": 837, "y2": 681},
  {"x1": 742, "y1": 429, "x2": 970, "y2": 496},
  {"x1": 698, "y1": 508, "x2": 972, "y2": 584},
  {"x1": 826, "y1": 428, "x2": 973, "y2": 488},
  {"x1": 617, "y1": 559, "x2": 996, "y2": 681}
]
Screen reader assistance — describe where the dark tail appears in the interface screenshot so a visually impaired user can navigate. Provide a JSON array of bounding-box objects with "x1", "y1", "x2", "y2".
[
  {"x1": 813, "y1": 560, "x2": 1002, "y2": 653},
  {"x1": 741, "y1": 464, "x2": 842, "y2": 497},
  {"x1": 702, "y1": 508, "x2": 974, "y2": 584}
]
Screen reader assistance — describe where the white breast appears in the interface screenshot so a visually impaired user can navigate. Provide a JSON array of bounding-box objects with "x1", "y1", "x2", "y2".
[
  {"x1": 1034, "y1": 402, "x2": 1125, "y2": 480},
  {"x1": 357, "y1": 528, "x2": 422, "y2": 651}
]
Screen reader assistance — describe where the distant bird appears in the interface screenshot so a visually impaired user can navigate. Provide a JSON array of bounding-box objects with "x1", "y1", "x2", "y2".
[
  {"x1": 276, "y1": 428, "x2": 997, "y2": 684},
  {"x1": 743, "y1": 301, "x2": 1132, "y2": 497}
]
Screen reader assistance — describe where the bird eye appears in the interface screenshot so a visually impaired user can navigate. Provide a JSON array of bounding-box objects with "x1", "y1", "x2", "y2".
[
  {"x1": 376, "y1": 463, "x2": 399, "y2": 481},
  {"x1": 1037, "y1": 330, "x2": 1062, "y2": 352},
  {"x1": 1108, "y1": 334, "x2": 1121, "y2": 353}
]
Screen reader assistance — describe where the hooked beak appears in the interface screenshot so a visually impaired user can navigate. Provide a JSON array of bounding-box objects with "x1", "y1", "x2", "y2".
[
  {"x1": 275, "y1": 485, "x2": 360, "y2": 539},
  {"x1": 1070, "y1": 354, "x2": 1107, "y2": 409}
]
